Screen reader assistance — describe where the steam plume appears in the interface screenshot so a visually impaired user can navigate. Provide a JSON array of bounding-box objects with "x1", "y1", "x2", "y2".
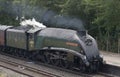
[{"x1": 0, "y1": 1, "x2": 85, "y2": 31}]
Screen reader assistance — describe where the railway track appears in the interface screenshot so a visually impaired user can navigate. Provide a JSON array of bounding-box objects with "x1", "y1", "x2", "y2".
[
  {"x1": 100, "y1": 64, "x2": 120, "y2": 77},
  {"x1": 0, "y1": 53, "x2": 86, "y2": 77},
  {"x1": 0, "y1": 55, "x2": 61, "y2": 77},
  {"x1": 0, "y1": 53, "x2": 118, "y2": 77}
]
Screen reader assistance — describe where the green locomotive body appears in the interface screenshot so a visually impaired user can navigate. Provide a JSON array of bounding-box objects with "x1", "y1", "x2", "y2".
[
  {"x1": 35, "y1": 28, "x2": 81, "y2": 52},
  {"x1": 0, "y1": 25, "x2": 103, "y2": 72}
]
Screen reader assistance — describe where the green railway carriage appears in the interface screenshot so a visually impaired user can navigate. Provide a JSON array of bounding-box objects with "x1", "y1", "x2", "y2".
[
  {"x1": 6, "y1": 29, "x2": 27, "y2": 49},
  {"x1": 6, "y1": 26, "x2": 41, "y2": 51},
  {"x1": 0, "y1": 25, "x2": 12, "y2": 46}
]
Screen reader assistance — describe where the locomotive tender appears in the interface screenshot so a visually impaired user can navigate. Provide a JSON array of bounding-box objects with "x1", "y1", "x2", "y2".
[{"x1": 0, "y1": 24, "x2": 103, "y2": 72}]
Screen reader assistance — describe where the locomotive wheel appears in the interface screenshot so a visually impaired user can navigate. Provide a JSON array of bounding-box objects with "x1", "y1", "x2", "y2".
[
  {"x1": 14, "y1": 49, "x2": 18, "y2": 57},
  {"x1": 50, "y1": 52, "x2": 59, "y2": 66},
  {"x1": 59, "y1": 59, "x2": 69, "y2": 68},
  {"x1": 79, "y1": 59, "x2": 86, "y2": 72},
  {"x1": 79, "y1": 64, "x2": 86, "y2": 72},
  {"x1": 26, "y1": 52, "x2": 34, "y2": 60},
  {"x1": 22, "y1": 51, "x2": 27, "y2": 58},
  {"x1": 60, "y1": 52, "x2": 69, "y2": 68},
  {"x1": 89, "y1": 63, "x2": 99, "y2": 72},
  {"x1": 10, "y1": 48, "x2": 14, "y2": 55},
  {"x1": 19, "y1": 50, "x2": 22, "y2": 57},
  {"x1": 39, "y1": 51, "x2": 46, "y2": 62},
  {"x1": 44, "y1": 52, "x2": 61, "y2": 66},
  {"x1": 33, "y1": 51, "x2": 45, "y2": 62},
  {"x1": 44, "y1": 54, "x2": 51, "y2": 64},
  {"x1": 50, "y1": 59, "x2": 59, "y2": 66},
  {"x1": 7, "y1": 47, "x2": 11, "y2": 54}
]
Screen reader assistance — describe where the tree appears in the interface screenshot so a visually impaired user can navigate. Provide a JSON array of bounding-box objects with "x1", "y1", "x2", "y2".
[
  {"x1": 92, "y1": 0, "x2": 120, "y2": 52},
  {"x1": 29, "y1": 0, "x2": 66, "y2": 13},
  {"x1": 61, "y1": 0, "x2": 86, "y2": 19},
  {"x1": 94, "y1": 0, "x2": 120, "y2": 36}
]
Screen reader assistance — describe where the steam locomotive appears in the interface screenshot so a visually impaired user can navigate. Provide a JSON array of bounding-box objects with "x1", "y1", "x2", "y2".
[{"x1": 0, "y1": 23, "x2": 103, "y2": 72}]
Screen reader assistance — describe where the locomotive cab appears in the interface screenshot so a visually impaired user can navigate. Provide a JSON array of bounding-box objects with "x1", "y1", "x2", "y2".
[{"x1": 27, "y1": 28, "x2": 42, "y2": 51}]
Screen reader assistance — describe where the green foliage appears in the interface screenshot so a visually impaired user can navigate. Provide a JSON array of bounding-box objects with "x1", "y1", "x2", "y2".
[
  {"x1": 29, "y1": 0, "x2": 66, "y2": 13},
  {"x1": 61, "y1": 0, "x2": 86, "y2": 19},
  {"x1": 0, "y1": 0, "x2": 119, "y2": 52},
  {"x1": 91, "y1": 0, "x2": 120, "y2": 52},
  {"x1": 0, "y1": 13, "x2": 19, "y2": 26},
  {"x1": 94, "y1": 0, "x2": 120, "y2": 33}
]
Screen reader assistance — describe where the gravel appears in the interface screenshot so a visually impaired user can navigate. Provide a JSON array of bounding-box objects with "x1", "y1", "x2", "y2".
[{"x1": 0, "y1": 67, "x2": 28, "y2": 77}]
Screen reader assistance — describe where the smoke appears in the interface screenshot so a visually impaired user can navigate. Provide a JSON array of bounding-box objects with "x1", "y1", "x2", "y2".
[
  {"x1": 0, "y1": 1, "x2": 85, "y2": 31},
  {"x1": 20, "y1": 18, "x2": 46, "y2": 28}
]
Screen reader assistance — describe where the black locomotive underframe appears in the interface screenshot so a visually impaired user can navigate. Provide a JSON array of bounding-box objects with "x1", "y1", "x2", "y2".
[{"x1": 0, "y1": 46, "x2": 101, "y2": 73}]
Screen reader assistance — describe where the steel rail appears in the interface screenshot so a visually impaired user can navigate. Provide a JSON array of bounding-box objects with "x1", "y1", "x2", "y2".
[
  {"x1": 100, "y1": 64, "x2": 120, "y2": 77},
  {"x1": 0, "y1": 57, "x2": 61, "y2": 77},
  {"x1": 0, "y1": 53, "x2": 119, "y2": 77}
]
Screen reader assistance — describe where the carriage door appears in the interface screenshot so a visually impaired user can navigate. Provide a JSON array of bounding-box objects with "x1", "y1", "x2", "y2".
[{"x1": 29, "y1": 33, "x2": 35, "y2": 51}]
